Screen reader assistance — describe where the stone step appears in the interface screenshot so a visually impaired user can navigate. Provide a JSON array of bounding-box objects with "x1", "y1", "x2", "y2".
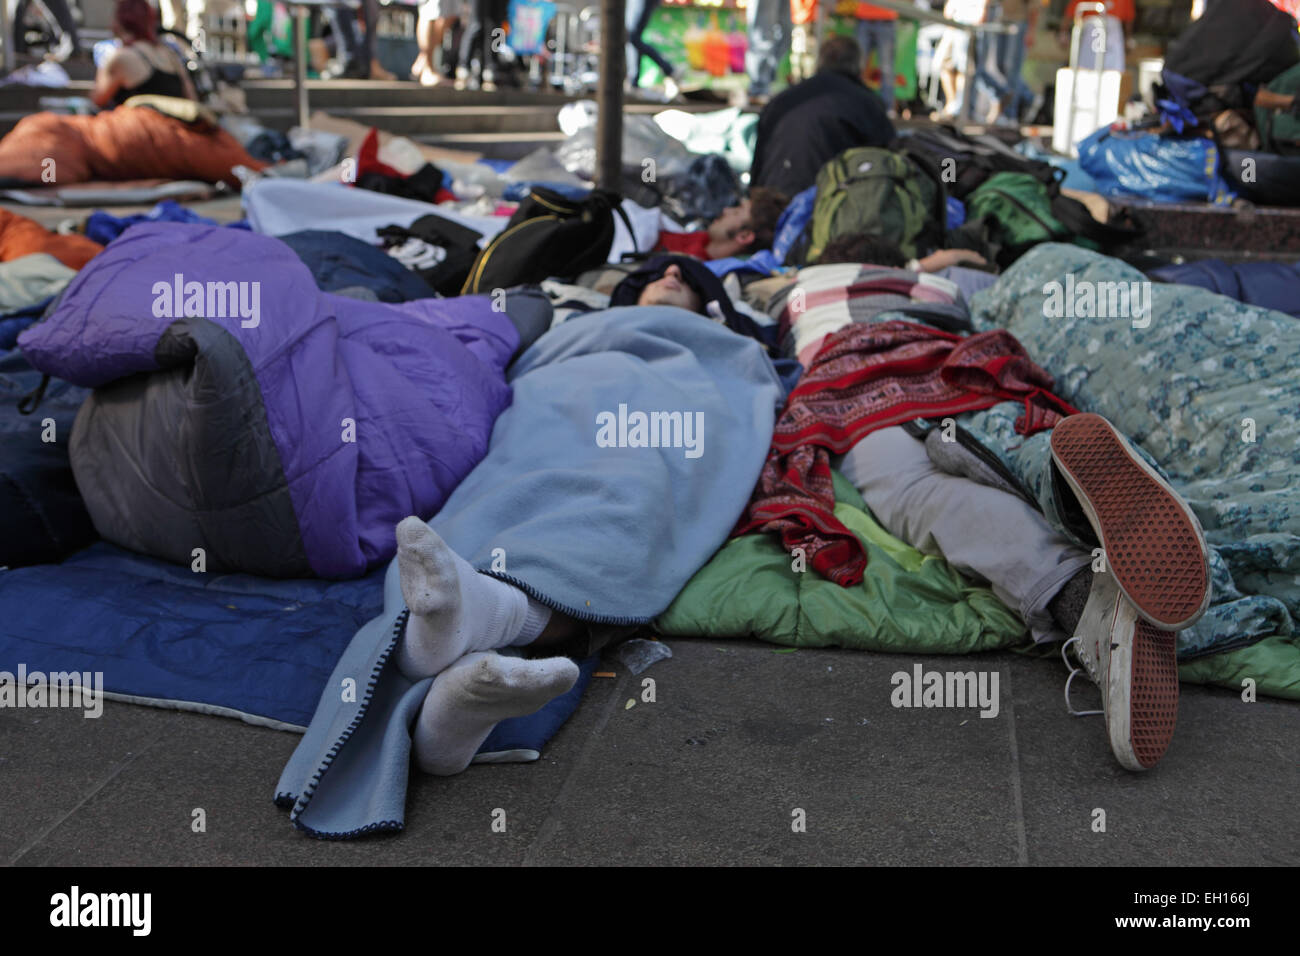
[{"x1": 0, "y1": 79, "x2": 713, "y2": 138}]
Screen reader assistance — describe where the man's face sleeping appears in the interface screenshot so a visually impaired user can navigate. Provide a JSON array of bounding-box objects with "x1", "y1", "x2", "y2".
[{"x1": 636, "y1": 264, "x2": 704, "y2": 314}]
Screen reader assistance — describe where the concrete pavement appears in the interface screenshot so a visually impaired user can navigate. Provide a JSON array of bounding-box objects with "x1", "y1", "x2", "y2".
[{"x1": 3, "y1": 637, "x2": 1296, "y2": 866}]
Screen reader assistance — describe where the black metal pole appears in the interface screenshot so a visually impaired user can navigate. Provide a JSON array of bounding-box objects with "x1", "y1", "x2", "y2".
[{"x1": 597, "y1": 0, "x2": 626, "y2": 190}]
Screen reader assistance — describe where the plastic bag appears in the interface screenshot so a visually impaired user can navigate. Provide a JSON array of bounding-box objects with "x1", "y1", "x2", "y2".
[
  {"x1": 555, "y1": 109, "x2": 694, "y2": 182},
  {"x1": 653, "y1": 106, "x2": 758, "y2": 173},
  {"x1": 288, "y1": 127, "x2": 349, "y2": 177},
  {"x1": 1077, "y1": 128, "x2": 1236, "y2": 206},
  {"x1": 557, "y1": 100, "x2": 598, "y2": 137},
  {"x1": 613, "y1": 638, "x2": 673, "y2": 675},
  {"x1": 503, "y1": 146, "x2": 589, "y2": 189}
]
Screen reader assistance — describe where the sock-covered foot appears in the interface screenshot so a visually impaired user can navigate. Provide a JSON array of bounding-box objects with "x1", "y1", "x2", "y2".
[
  {"x1": 1048, "y1": 566, "x2": 1093, "y2": 636},
  {"x1": 394, "y1": 517, "x2": 550, "y2": 680},
  {"x1": 413, "y1": 652, "x2": 580, "y2": 776}
]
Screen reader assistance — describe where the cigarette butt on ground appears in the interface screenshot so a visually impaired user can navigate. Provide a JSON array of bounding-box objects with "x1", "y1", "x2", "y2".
[{"x1": 593, "y1": 671, "x2": 617, "y2": 678}]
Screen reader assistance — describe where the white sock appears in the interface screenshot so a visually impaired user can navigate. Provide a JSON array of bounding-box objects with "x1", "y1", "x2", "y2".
[
  {"x1": 412, "y1": 651, "x2": 580, "y2": 776},
  {"x1": 394, "y1": 517, "x2": 552, "y2": 680}
]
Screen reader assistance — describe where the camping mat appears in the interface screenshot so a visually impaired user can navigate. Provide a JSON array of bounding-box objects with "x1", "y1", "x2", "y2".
[{"x1": 0, "y1": 179, "x2": 217, "y2": 207}]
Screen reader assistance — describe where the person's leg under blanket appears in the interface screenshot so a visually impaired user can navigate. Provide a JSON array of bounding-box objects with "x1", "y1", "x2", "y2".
[
  {"x1": 838, "y1": 425, "x2": 1092, "y2": 645},
  {"x1": 392, "y1": 517, "x2": 576, "y2": 775},
  {"x1": 276, "y1": 306, "x2": 783, "y2": 837}
]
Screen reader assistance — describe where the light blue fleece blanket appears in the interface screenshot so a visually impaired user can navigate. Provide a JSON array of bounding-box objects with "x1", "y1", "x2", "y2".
[{"x1": 274, "y1": 307, "x2": 784, "y2": 838}]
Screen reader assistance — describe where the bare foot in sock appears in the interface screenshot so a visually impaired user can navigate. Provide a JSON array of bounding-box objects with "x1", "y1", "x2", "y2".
[
  {"x1": 413, "y1": 651, "x2": 580, "y2": 776},
  {"x1": 395, "y1": 517, "x2": 551, "y2": 680}
]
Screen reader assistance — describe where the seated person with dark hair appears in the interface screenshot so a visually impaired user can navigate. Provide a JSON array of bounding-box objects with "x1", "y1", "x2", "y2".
[{"x1": 750, "y1": 35, "x2": 896, "y2": 195}]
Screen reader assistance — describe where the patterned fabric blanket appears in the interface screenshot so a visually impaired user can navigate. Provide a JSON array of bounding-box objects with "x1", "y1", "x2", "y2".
[
  {"x1": 778, "y1": 264, "x2": 972, "y2": 368},
  {"x1": 963, "y1": 243, "x2": 1300, "y2": 659},
  {"x1": 735, "y1": 319, "x2": 1076, "y2": 587}
]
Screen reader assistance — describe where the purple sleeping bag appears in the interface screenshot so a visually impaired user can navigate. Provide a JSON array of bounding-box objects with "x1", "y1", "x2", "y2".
[{"x1": 18, "y1": 222, "x2": 518, "y2": 579}]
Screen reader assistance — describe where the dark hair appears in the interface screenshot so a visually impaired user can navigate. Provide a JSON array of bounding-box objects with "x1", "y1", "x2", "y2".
[
  {"x1": 740, "y1": 187, "x2": 791, "y2": 253},
  {"x1": 114, "y1": 0, "x2": 158, "y2": 41},
  {"x1": 817, "y1": 233, "x2": 908, "y2": 267},
  {"x1": 816, "y1": 35, "x2": 863, "y2": 78}
]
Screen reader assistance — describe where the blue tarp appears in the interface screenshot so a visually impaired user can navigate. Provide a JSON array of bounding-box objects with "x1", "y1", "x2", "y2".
[{"x1": 1150, "y1": 259, "x2": 1300, "y2": 318}]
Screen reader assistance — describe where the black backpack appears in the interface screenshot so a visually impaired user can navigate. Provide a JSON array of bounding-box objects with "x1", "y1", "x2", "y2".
[
  {"x1": 461, "y1": 187, "x2": 635, "y2": 294},
  {"x1": 892, "y1": 127, "x2": 1060, "y2": 200}
]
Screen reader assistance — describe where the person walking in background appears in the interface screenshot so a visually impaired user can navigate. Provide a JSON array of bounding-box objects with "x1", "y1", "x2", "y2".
[
  {"x1": 626, "y1": 0, "x2": 678, "y2": 97},
  {"x1": 307, "y1": 0, "x2": 392, "y2": 80},
  {"x1": 854, "y1": 2, "x2": 899, "y2": 114},
  {"x1": 1059, "y1": 0, "x2": 1132, "y2": 73},
  {"x1": 992, "y1": 0, "x2": 1039, "y2": 122},
  {"x1": 935, "y1": 0, "x2": 987, "y2": 118},
  {"x1": 745, "y1": 0, "x2": 791, "y2": 101},
  {"x1": 979, "y1": 0, "x2": 1038, "y2": 123},
  {"x1": 411, "y1": 0, "x2": 463, "y2": 85},
  {"x1": 455, "y1": 0, "x2": 508, "y2": 89}
]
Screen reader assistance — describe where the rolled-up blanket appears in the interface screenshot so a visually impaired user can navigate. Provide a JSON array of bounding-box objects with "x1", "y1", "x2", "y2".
[{"x1": 18, "y1": 222, "x2": 518, "y2": 578}]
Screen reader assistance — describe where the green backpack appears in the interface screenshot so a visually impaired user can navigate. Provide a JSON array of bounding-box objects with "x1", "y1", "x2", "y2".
[
  {"x1": 966, "y1": 171, "x2": 1073, "y2": 266},
  {"x1": 1257, "y1": 63, "x2": 1300, "y2": 153},
  {"x1": 806, "y1": 146, "x2": 946, "y2": 264}
]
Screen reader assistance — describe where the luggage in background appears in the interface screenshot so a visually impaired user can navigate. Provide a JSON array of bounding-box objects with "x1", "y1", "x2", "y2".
[
  {"x1": 1053, "y1": 4, "x2": 1123, "y2": 158},
  {"x1": 1221, "y1": 148, "x2": 1300, "y2": 207},
  {"x1": 966, "y1": 172, "x2": 1073, "y2": 267},
  {"x1": 378, "y1": 214, "x2": 484, "y2": 297},
  {"x1": 1078, "y1": 127, "x2": 1237, "y2": 205}
]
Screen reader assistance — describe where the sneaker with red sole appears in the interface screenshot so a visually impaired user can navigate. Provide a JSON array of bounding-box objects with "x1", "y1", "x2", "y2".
[
  {"x1": 1051, "y1": 413, "x2": 1210, "y2": 771},
  {"x1": 1050, "y1": 413, "x2": 1211, "y2": 632},
  {"x1": 1063, "y1": 572, "x2": 1181, "y2": 771}
]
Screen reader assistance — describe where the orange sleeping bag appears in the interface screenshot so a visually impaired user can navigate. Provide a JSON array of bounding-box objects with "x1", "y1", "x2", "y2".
[
  {"x1": 0, "y1": 105, "x2": 267, "y2": 188},
  {"x1": 0, "y1": 208, "x2": 102, "y2": 269}
]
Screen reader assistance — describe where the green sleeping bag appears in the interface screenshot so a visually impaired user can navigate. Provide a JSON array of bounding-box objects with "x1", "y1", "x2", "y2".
[
  {"x1": 655, "y1": 471, "x2": 1027, "y2": 653},
  {"x1": 656, "y1": 469, "x2": 1300, "y2": 700}
]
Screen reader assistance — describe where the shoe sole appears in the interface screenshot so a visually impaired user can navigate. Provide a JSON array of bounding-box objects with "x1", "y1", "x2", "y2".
[
  {"x1": 1050, "y1": 413, "x2": 1210, "y2": 631},
  {"x1": 1105, "y1": 592, "x2": 1180, "y2": 770}
]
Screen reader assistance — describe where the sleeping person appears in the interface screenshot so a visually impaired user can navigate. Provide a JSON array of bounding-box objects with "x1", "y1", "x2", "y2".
[
  {"x1": 275, "y1": 261, "x2": 788, "y2": 837},
  {"x1": 742, "y1": 235, "x2": 1299, "y2": 770},
  {"x1": 276, "y1": 255, "x2": 1216, "y2": 839}
]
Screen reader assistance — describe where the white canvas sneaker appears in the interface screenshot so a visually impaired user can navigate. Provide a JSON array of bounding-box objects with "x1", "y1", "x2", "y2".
[{"x1": 1064, "y1": 571, "x2": 1181, "y2": 771}]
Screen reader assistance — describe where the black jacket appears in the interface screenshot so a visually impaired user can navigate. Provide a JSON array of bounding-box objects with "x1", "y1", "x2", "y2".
[{"x1": 750, "y1": 70, "x2": 896, "y2": 196}]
